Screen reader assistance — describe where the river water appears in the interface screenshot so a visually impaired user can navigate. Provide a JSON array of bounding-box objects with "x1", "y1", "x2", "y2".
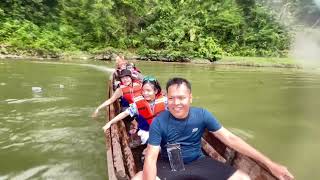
[{"x1": 1, "y1": 59, "x2": 319, "y2": 179}]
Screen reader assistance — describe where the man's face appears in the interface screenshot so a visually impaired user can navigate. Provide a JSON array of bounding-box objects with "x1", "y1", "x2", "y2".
[{"x1": 167, "y1": 83, "x2": 192, "y2": 119}]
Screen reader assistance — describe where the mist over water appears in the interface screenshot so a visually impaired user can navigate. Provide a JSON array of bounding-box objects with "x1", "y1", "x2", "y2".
[
  {"x1": 315, "y1": 0, "x2": 320, "y2": 8},
  {"x1": 79, "y1": 64, "x2": 114, "y2": 73},
  {"x1": 289, "y1": 0, "x2": 320, "y2": 70},
  {"x1": 290, "y1": 31, "x2": 320, "y2": 69},
  {"x1": 267, "y1": 0, "x2": 320, "y2": 70},
  {"x1": 32, "y1": 61, "x2": 114, "y2": 74}
]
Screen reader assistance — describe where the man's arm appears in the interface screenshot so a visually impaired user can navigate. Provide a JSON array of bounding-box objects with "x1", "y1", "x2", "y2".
[
  {"x1": 142, "y1": 144, "x2": 160, "y2": 180},
  {"x1": 212, "y1": 127, "x2": 294, "y2": 180}
]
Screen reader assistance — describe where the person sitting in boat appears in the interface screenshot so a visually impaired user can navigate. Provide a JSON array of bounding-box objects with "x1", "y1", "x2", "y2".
[
  {"x1": 112, "y1": 55, "x2": 143, "y2": 90},
  {"x1": 132, "y1": 77, "x2": 294, "y2": 180},
  {"x1": 102, "y1": 76, "x2": 166, "y2": 145},
  {"x1": 92, "y1": 69, "x2": 142, "y2": 118}
]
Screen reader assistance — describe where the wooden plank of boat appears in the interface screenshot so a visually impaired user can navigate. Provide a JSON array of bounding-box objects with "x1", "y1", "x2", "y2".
[
  {"x1": 117, "y1": 116, "x2": 137, "y2": 177},
  {"x1": 105, "y1": 80, "x2": 137, "y2": 180},
  {"x1": 105, "y1": 80, "x2": 127, "y2": 179},
  {"x1": 105, "y1": 82, "x2": 116, "y2": 180},
  {"x1": 202, "y1": 130, "x2": 277, "y2": 180},
  {"x1": 105, "y1": 79, "x2": 278, "y2": 180},
  {"x1": 105, "y1": 124, "x2": 116, "y2": 180}
]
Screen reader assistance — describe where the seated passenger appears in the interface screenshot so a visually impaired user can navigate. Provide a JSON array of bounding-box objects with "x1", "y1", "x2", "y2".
[
  {"x1": 112, "y1": 55, "x2": 143, "y2": 90},
  {"x1": 92, "y1": 69, "x2": 142, "y2": 118},
  {"x1": 102, "y1": 76, "x2": 166, "y2": 144}
]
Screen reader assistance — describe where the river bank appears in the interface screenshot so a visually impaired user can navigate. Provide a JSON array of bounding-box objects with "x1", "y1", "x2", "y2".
[{"x1": 0, "y1": 51, "x2": 300, "y2": 68}]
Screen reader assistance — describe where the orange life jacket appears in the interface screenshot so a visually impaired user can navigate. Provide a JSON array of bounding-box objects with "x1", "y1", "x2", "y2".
[
  {"x1": 120, "y1": 81, "x2": 142, "y2": 104},
  {"x1": 134, "y1": 94, "x2": 166, "y2": 125}
]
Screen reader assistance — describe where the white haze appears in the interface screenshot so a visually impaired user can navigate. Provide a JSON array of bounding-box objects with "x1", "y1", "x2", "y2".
[
  {"x1": 290, "y1": 31, "x2": 320, "y2": 69},
  {"x1": 289, "y1": 0, "x2": 320, "y2": 69},
  {"x1": 315, "y1": 0, "x2": 320, "y2": 8}
]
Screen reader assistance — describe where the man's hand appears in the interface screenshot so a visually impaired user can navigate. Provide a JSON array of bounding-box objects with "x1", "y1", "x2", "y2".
[
  {"x1": 268, "y1": 162, "x2": 294, "y2": 180},
  {"x1": 211, "y1": 128, "x2": 294, "y2": 180}
]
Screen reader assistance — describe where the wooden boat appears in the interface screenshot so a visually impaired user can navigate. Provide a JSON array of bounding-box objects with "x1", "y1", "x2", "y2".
[{"x1": 104, "y1": 80, "x2": 278, "y2": 180}]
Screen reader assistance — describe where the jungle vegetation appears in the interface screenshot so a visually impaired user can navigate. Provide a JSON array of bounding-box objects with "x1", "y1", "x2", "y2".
[{"x1": 0, "y1": 0, "x2": 319, "y2": 61}]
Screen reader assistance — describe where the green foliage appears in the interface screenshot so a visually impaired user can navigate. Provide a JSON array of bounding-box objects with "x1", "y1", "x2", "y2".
[
  {"x1": 0, "y1": 0, "x2": 291, "y2": 59},
  {"x1": 0, "y1": 19, "x2": 77, "y2": 55}
]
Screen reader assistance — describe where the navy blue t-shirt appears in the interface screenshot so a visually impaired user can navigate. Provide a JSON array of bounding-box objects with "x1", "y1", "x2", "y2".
[{"x1": 148, "y1": 107, "x2": 222, "y2": 164}]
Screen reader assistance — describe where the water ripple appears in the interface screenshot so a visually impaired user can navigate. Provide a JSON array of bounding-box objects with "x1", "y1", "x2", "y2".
[
  {"x1": 40, "y1": 163, "x2": 75, "y2": 179},
  {"x1": 10, "y1": 165, "x2": 48, "y2": 180},
  {"x1": 1, "y1": 142, "x2": 25, "y2": 150},
  {"x1": 34, "y1": 107, "x2": 82, "y2": 117},
  {"x1": 229, "y1": 128, "x2": 254, "y2": 140},
  {"x1": 0, "y1": 175, "x2": 9, "y2": 180},
  {"x1": 6, "y1": 97, "x2": 68, "y2": 104}
]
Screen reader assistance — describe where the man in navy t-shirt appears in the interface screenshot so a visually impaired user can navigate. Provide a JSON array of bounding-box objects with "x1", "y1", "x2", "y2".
[
  {"x1": 149, "y1": 107, "x2": 221, "y2": 164},
  {"x1": 132, "y1": 77, "x2": 294, "y2": 180}
]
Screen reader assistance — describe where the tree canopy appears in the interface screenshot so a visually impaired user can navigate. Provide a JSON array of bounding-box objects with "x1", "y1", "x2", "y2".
[{"x1": 0, "y1": 0, "x2": 304, "y2": 60}]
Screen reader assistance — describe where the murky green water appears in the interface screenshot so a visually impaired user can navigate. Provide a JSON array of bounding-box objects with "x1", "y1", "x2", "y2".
[
  {"x1": 1, "y1": 60, "x2": 319, "y2": 179},
  {"x1": 0, "y1": 60, "x2": 109, "y2": 180}
]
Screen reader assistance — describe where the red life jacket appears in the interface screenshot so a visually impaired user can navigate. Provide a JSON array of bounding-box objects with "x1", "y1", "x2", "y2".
[
  {"x1": 134, "y1": 94, "x2": 166, "y2": 125},
  {"x1": 120, "y1": 81, "x2": 142, "y2": 104}
]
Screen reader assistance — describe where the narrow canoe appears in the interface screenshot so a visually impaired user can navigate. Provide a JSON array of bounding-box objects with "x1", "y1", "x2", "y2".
[{"x1": 104, "y1": 80, "x2": 277, "y2": 180}]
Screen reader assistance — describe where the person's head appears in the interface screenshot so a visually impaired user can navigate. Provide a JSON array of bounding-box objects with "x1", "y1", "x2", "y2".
[
  {"x1": 142, "y1": 76, "x2": 162, "y2": 102},
  {"x1": 166, "y1": 77, "x2": 192, "y2": 119},
  {"x1": 119, "y1": 69, "x2": 132, "y2": 86},
  {"x1": 115, "y1": 55, "x2": 127, "y2": 70}
]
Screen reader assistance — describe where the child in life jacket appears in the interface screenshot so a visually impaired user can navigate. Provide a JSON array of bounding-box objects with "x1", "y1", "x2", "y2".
[
  {"x1": 102, "y1": 76, "x2": 166, "y2": 144},
  {"x1": 92, "y1": 69, "x2": 142, "y2": 118}
]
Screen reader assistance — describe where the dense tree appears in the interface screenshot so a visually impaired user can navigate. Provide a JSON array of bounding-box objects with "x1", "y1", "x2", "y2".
[{"x1": 0, "y1": 0, "x2": 292, "y2": 59}]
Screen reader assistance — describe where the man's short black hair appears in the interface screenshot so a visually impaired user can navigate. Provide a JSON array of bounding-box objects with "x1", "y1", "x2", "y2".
[{"x1": 166, "y1": 77, "x2": 191, "y2": 92}]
